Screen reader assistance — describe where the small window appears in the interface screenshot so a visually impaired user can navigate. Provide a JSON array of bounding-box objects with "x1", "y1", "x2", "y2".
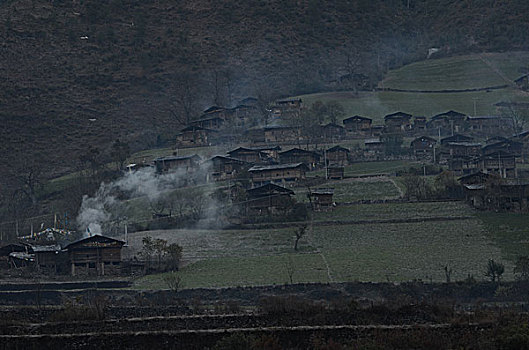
[{"x1": 88, "y1": 262, "x2": 96, "y2": 268}]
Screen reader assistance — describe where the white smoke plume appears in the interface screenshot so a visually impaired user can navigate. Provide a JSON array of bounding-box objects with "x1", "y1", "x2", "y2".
[{"x1": 76, "y1": 162, "x2": 217, "y2": 237}]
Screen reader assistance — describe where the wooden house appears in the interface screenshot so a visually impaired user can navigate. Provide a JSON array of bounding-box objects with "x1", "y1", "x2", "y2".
[
  {"x1": 263, "y1": 126, "x2": 300, "y2": 143},
  {"x1": 467, "y1": 116, "x2": 514, "y2": 136},
  {"x1": 229, "y1": 104, "x2": 258, "y2": 126},
  {"x1": 342, "y1": 115, "x2": 372, "y2": 134},
  {"x1": 486, "y1": 136, "x2": 509, "y2": 145},
  {"x1": 308, "y1": 188, "x2": 334, "y2": 210},
  {"x1": 326, "y1": 166, "x2": 345, "y2": 180},
  {"x1": 248, "y1": 163, "x2": 308, "y2": 186},
  {"x1": 384, "y1": 112, "x2": 412, "y2": 133},
  {"x1": 448, "y1": 156, "x2": 479, "y2": 175},
  {"x1": 64, "y1": 235, "x2": 125, "y2": 276},
  {"x1": 410, "y1": 136, "x2": 437, "y2": 160},
  {"x1": 190, "y1": 116, "x2": 224, "y2": 130},
  {"x1": 32, "y1": 244, "x2": 66, "y2": 273},
  {"x1": 279, "y1": 148, "x2": 321, "y2": 169},
  {"x1": 209, "y1": 156, "x2": 250, "y2": 181},
  {"x1": 227, "y1": 147, "x2": 267, "y2": 164},
  {"x1": 512, "y1": 130, "x2": 529, "y2": 162},
  {"x1": 246, "y1": 183, "x2": 295, "y2": 212},
  {"x1": 370, "y1": 125, "x2": 384, "y2": 137},
  {"x1": 427, "y1": 110, "x2": 467, "y2": 135},
  {"x1": 364, "y1": 138, "x2": 385, "y2": 159},
  {"x1": 482, "y1": 139, "x2": 523, "y2": 157},
  {"x1": 322, "y1": 123, "x2": 346, "y2": 140},
  {"x1": 154, "y1": 154, "x2": 201, "y2": 173},
  {"x1": 325, "y1": 145, "x2": 350, "y2": 166},
  {"x1": 413, "y1": 116, "x2": 427, "y2": 133},
  {"x1": 461, "y1": 177, "x2": 529, "y2": 212},
  {"x1": 176, "y1": 126, "x2": 217, "y2": 147},
  {"x1": 445, "y1": 142, "x2": 482, "y2": 158},
  {"x1": 478, "y1": 150, "x2": 516, "y2": 178}
]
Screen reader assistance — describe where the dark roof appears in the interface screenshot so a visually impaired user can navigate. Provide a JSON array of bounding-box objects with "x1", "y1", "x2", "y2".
[
  {"x1": 514, "y1": 74, "x2": 528, "y2": 83},
  {"x1": 322, "y1": 122, "x2": 344, "y2": 129},
  {"x1": 263, "y1": 125, "x2": 296, "y2": 131},
  {"x1": 180, "y1": 125, "x2": 217, "y2": 133},
  {"x1": 203, "y1": 106, "x2": 225, "y2": 113},
  {"x1": 247, "y1": 183, "x2": 295, "y2": 197},
  {"x1": 210, "y1": 155, "x2": 249, "y2": 164},
  {"x1": 486, "y1": 136, "x2": 509, "y2": 144},
  {"x1": 31, "y1": 244, "x2": 62, "y2": 253},
  {"x1": 467, "y1": 115, "x2": 504, "y2": 120},
  {"x1": 342, "y1": 115, "x2": 372, "y2": 123},
  {"x1": 63, "y1": 235, "x2": 125, "y2": 250},
  {"x1": 479, "y1": 150, "x2": 515, "y2": 159},
  {"x1": 191, "y1": 116, "x2": 224, "y2": 123},
  {"x1": 327, "y1": 145, "x2": 350, "y2": 153},
  {"x1": 279, "y1": 147, "x2": 320, "y2": 157},
  {"x1": 384, "y1": 111, "x2": 412, "y2": 120},
  {"x1": 309, "y1": 188, "x2": 334, "y2": 195},
  {"x1": 411, "y1": 136, "x2": 437, "y2": 144},
  {"x1": 431, "y1": 110, "x2": 466, "y2": 120},
  {"x1": 446, "y1": 142, "x2": 482, "y2": 147},
  {"x1": 248, "y1": 163, "x2": 308, "y2": 172},
  {"x1": 441, "y1": 134, "x2": 474, "y2": 144},
  {"x1": 458, "y1": 171, "x2": 492, "y2": 184},
  {"x1": 276, "y1": 98, "x2": 302, "y2": 104},
  {"x1": 155, "y1": 154, "x2": 200, "y2": 162},
  {"x1": 239, "y1": 97, "x2": 258, "y2": 105},
  {"x1": 227, "y1": 147, "x2": 263, "y2": 155}
]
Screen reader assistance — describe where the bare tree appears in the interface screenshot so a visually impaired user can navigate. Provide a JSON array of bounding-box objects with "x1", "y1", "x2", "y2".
[
  {"x1": 294, "y1": 224, "x2": 307, "y2": 251},
  {"x1": 499, "y1": 103, "x2": 528, "y2": 134},
  {"x1": 285, "y1": 255, "x2": 295, "y2": 284}
]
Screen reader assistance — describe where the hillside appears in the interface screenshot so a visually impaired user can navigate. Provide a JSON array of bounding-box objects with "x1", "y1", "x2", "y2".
[
  {"x1": 2, "y1": 1, "x2": 529, "y2": 172},
  {"x1": 294, "y1": 52, "x2": 529, "y2": 123}
]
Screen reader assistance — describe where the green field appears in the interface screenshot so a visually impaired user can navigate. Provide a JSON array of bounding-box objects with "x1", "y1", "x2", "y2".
[
  {"x1": 132, "y1": 199, "x2": 519, "y2": 289},
  {"x1": 293, "y1": 52, "x2": 529, "y2": 124},
  {"x1": 380, "y1": 52, "x2": 529, "y2": 90}
]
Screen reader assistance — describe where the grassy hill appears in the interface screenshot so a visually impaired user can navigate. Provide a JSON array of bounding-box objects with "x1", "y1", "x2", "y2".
[{"x1": 295, "y1": 52, "x2": 529, "y2": 123}]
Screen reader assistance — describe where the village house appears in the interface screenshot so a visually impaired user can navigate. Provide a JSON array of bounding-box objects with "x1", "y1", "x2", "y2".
[
  {"x1": 263, "y1": 126, "x2": 300, "y2": 143},
  {"x1": 342, "y1": 115, "x2": 372, "y2": 134},
  {"x1": 512, "y1": 130, "x2": 529, "y2": 162},
  {"x1": 485, "y1": 136, "x2": 509, "y2": 145},
  {"x1": 412, "y1": 116, "x2": 427, "y2": 134},
  {"x1": 271, "y1": 98, "x2": 302, "y2": 118},
  {"x1": 321, "y1": 123, "x2": 346, "y2": 141},
  {"x1": 154, "y1": 154, "x2": 201, "y2": 174},
  {"x1": 248, "y1": 163, "x2": 309, "y2": 186},
  {"x1": 410, "y1": 136, "x2": 437, "y2": 161},
  {"x1": 64, "y1": 235, "x2": 125, "y2": 276},
  {"x1": 326, "y1": 166, "x2": 345, "y2": 180},
  {"x1": 189, "y1": 116, "x2": 224, "y2": 130},
  {"x1": 308, "y1": 188, "x2": 334, "y2": 211},
  {"x1": 229, "y1": 104, "x2": 259, "y2": 126},
  {"x1": 176, "y1": 126, "x2": 217, "y2": 147},
  {"x1": 325, "y1": 145, "x2": 350, "y2": 166},
  {"x1": 482, "y1": 139, "x2": 523, "y2": 158},
  {"x1": 209, "y1": 156, "x2": 250, "y2": 181},
  {"x1": 448, "y1": 156, "x2": 479, "y2": 175},
  {"x1": 279, "y1": 148, "x2": 321, "y2": 169},
  {"x1": 427, "y1": 110, "x2": 467, "y2": 135},
  {"x1": 227, "y1": 147, "x2": 268, "y2": 164},
  {"x1": 364, "y1": 138, "x2": 385, "y2": 159},
  {"x1": 33, "y1": 244, "x2": 66, "y2": 274},
  {"x1": 445, "y1": 142, "x2": 482, "y2": 158},
  {"x1": 477, "y1": 150, "x2": 517, "y2": 178},
  {"x1": 384, "y1": 112, "x2": 413, "y2": 133},
  {"x1": 245, "y1": 183, "x2": 295, "y2": 213},
  {"x1": 460, "y1": 175, "x2": 529, "y2": 212},
  {"x1": 467, "y1": 116, "x2": 514, "y2": 136}
]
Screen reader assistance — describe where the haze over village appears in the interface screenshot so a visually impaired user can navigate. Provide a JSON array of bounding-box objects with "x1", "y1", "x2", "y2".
[{"x1": 1, "y1": 0, "x2": 529, "y2": 348}]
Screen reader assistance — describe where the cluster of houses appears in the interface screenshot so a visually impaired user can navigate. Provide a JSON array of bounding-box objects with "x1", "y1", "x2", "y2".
[{"x1": 0, "y1": 234, "x2": 125, "y2": 276}]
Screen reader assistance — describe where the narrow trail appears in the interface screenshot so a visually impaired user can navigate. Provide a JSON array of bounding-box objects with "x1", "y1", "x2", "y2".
[
  {"x1": 479, "y1": 54, "x2": 514, "y2": 86},
  {"x1": 388, "y1": 178, "x2": 404, "y2": 198},
  {"x1": 305, "y1": 216, "x2": 334, "y2": 283}
]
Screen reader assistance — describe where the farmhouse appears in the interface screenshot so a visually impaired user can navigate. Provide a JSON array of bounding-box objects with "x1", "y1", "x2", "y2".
[
  {"x1": 189, "y1": 116, "x2": 224, "y2": 130},
  {"x1": 325, "y1": 145, "x2": 350, "y2": 166},
  {"x1": 445, "y1": 142, "x2": 482, "y2": 158},
  {"x1": 308, "y1": 188, "x2": 334, "y2": 210},
  {"x1": 467, "y1": 116, "x2": 514, "y2": 136},
  {"x1": 248, "y1": 163, "x2": 308, "y2": 186},
  {"x1": 461, "y1": 177, "x2": 529, "y2": 212},
  {"x1": 246, "y1": 183, "x2": 295, "y2": 212},
  {"x1": 229, "y1": 104, "x2": 259, "y2": 126},
  {"x1": 279, "y1": 148, "x2": 321, "y2": 169},
  {"x1": 154, "y1": 154, "x2": 201, "y2": 173},
  {"x1": 410, "y1": 136, "x2": 437, "y2": 160},
  {"x1": 209, "y1": 156, "x2": 250, "y2": 181},
  {"x1": 413, "y1": 116, "x2": 427, "y2": 133},
  {"x1": 263, "y1": 126, "x2": 300, "y2": 143},
  {"x1": 477, "y1": 150, "x2": 516, "y2": 178},
  {"x1": 176, "y1": 126, "x2": 217, "y2": 147},
  {"x1": 448, "y1": 156, "x2": 478, "y2": 175},
  {"x1": 326, "y1": 166, "x2": 345, "y2": 180},
  {"x1": 64, "y1": 235, "x2": 125, "y2": 276},
  {"x1": 384, "y1": 112, "x2": 412, "y2": 133},
  {"x1": 321, "y1": 123, "x2": 346, "y2": 140},
  {"x1": 33, "y1": 244, "x2": 65, "y2": 273},
  {"x1": 427, "y1": 110, "x2": 467, "y2": 135},
  {"x1": 342, "y1": 115, "x2": 372, "y2": 134},
  {"x1": 364, "y1": 138, "x2": 385, "y2": 159},
  {"x1": 482, "y1": 139, "x2": 523, "y2": 157},
  {"x1": 227, "y1": 147, "x2": 268, "y2": 164}
]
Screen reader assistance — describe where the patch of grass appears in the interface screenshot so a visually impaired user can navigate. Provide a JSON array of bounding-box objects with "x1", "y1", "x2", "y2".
[
  {"x1": 312, "y1": 201, "x2": 474, "y2": 221},
  {"x1": 134, "y1": 253, "x2": 329, "y2": 289},
  {"x1": 478, "y1": 212, "x2": 529, "y2": 262},
  {"x1": 309, "y1": 220, "x2": 510, "y2": 282}
]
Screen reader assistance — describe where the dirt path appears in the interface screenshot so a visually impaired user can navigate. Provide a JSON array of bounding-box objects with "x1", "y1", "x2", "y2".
[{"x1": 479, "y1": 54, "x2": 514, "y2": 86}]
